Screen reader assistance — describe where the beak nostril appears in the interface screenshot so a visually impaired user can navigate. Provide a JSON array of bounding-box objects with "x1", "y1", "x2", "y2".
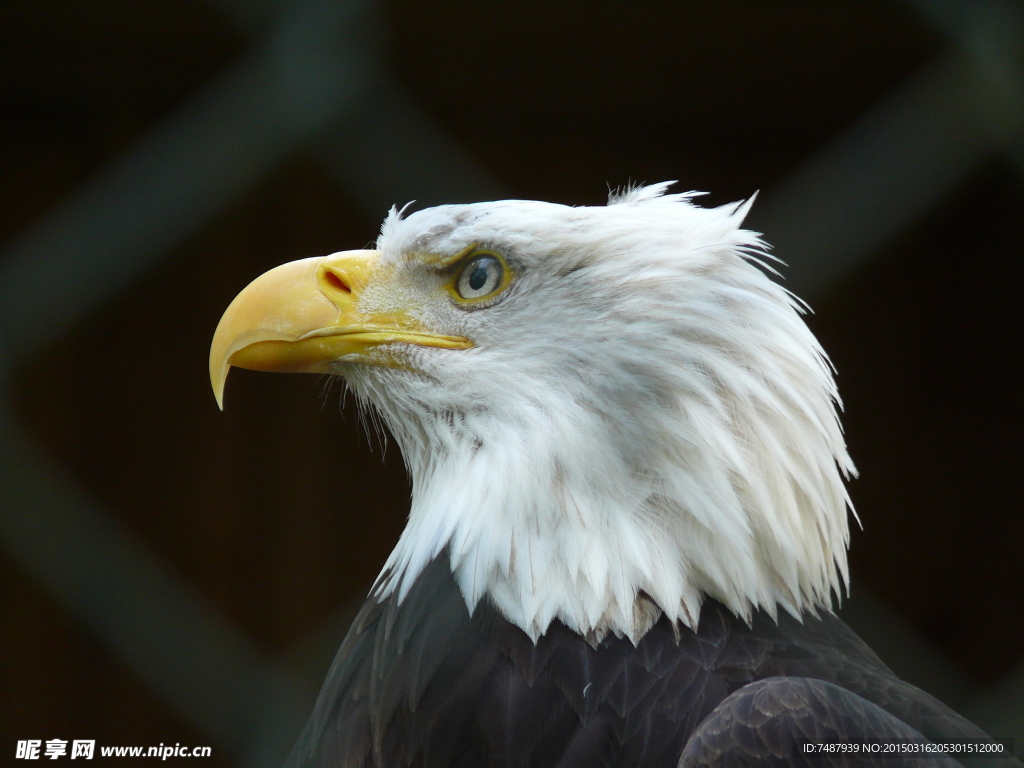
[{"x1": 324, "y1": 270, "x2": 351, "y2": 293}]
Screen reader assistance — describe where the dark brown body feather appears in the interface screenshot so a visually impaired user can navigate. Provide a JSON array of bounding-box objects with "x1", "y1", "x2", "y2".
[{"x1": 286, "y1": 554, "x2": 1016, "y2": 768}]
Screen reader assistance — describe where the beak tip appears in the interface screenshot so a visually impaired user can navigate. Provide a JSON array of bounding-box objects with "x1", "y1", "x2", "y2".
[{"x1": 211, "y1": 361, "x2": 229, "y2": 411}]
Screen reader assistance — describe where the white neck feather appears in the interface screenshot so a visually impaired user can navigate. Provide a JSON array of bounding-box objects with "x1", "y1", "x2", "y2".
[{"x1": 349, "y1": 190, "x2": 856, "y2": 643}]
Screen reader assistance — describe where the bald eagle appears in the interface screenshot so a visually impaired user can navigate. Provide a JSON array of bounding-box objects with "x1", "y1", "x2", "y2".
[{"x1": 211, "y1": 184, "x2": 1014, "y2": 768}]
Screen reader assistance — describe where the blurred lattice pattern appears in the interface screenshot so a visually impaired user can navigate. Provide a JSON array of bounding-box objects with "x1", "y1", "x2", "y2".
[{"x1": 1, "y1": 1, "x2": 1022, "y2": 765}]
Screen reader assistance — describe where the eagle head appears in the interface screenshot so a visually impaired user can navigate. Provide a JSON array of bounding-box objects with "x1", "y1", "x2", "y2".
[{"x1": 211, "y1": 183, "x2": 855, "y2": 643}]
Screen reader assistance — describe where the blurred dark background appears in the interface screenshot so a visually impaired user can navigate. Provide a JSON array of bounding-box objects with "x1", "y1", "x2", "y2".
[{"x1": 1, "y1": 0, "x2": 1022, "y2": 764}]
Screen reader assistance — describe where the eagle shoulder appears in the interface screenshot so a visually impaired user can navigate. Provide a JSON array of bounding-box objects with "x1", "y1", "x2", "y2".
[{"x1": 286, "y1": 555, "x2": 1013, "y2": 768}]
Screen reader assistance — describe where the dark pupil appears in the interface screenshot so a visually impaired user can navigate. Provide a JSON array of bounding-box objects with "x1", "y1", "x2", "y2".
[{"x1": 468, "y1": 261, "x2": 490, "y2": 291}]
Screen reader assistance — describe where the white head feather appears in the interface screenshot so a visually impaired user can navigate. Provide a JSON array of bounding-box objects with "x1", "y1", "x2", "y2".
[{"x1": 339, "y1": 182, "x2": 856, "y2": 643}]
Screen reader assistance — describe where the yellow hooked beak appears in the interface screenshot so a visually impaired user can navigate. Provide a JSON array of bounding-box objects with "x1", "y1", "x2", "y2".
[{"x1": 209, "y1": 249, "x2": 472, "y2": 409}]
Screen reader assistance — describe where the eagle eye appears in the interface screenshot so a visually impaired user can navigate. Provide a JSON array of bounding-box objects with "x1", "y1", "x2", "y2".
[{"x1": 455, "y1": 252, "x2": 506, "y2": 301}]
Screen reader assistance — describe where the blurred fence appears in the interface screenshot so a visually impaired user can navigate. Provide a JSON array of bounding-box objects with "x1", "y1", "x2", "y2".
[{"x1": 1, "y1": 0, "x2": 1022, "y2": 764}]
